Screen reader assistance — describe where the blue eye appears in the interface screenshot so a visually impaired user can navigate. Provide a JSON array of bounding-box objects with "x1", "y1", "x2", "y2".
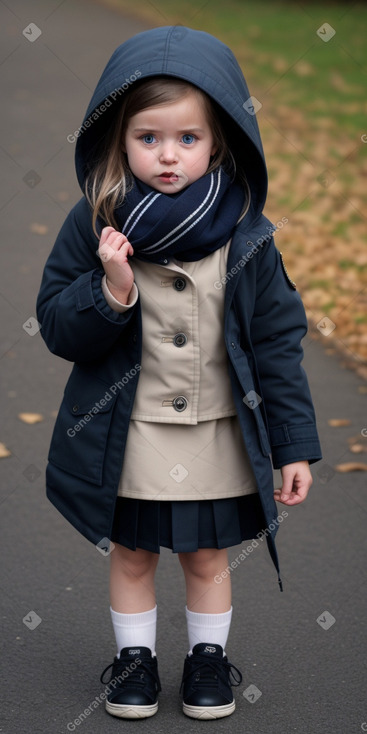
[
  {"x1": 182, "y1": 134, "x2": 195, "y2": 144},
  {"x1": 142, "y1": 134, "x2": 155, "y2": 144}
]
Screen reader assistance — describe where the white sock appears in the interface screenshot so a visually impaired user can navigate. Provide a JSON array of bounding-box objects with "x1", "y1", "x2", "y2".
[
  {"x1": 185, "y1": 606, "x2": 233, "y2": 655},
  {"x1": 110, "y1": 605, "x2": 157, "y2": 657}
]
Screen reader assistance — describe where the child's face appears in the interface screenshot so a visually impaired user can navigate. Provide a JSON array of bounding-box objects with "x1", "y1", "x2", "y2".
[{"x1": 123, "y1": 90, "x2": 217, "y2": 192}]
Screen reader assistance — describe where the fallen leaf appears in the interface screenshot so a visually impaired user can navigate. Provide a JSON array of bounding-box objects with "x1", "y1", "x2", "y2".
[
  {"x1": 348, "y1": 435, "x2": 359, "y2": 443},
  {"x1": 348, "y1": 434, "x2": 366, "y2": 445},
  {"x1": 0, "y1": 442, "x2": 11, "y2": 458},
  {"x1": 335, "y1": 462, "x2": 367, "y2": 472},
  {"x1": 350, "y1": 444, "x2": 365, "y2": 454},
  {"x1": 18, "y1": 413, "x2": 44, "y2": 424},
  {"x1": 328, "y1": 419, "x2": 352, "y2": 427},
  {"x1": 358, "y1": 386, "x2": 367, "y2": 394},
  {"x1": 29, "y1": 222, "x2": 48, "y2": 235}
]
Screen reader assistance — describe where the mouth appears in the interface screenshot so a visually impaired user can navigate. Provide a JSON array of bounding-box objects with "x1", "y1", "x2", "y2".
[{"x1": 158, "y1": 172, "x2": 179, "y2": 182}]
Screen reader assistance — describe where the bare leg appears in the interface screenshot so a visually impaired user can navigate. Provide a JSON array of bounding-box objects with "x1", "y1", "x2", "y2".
[
  {"x1": 178, "y1": 548, "x2": 231, "y2": 612},
  {"x1": 110, "y1": 543, "x2": 159, "y2": 613}
]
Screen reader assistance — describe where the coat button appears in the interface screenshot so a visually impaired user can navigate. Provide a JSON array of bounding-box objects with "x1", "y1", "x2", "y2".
[
  {"x1": 173, "y1": 396, "x2": 187, "y2": 412},
  {"x1": 72, "y1": 404, "x2": 79, "y2": 413},
  {"x1": 173, "y1": 332, "x2": 187, "y2": 347},
  {"x1": 173, "y1": 277, "x2": 186, "y2": 291}
]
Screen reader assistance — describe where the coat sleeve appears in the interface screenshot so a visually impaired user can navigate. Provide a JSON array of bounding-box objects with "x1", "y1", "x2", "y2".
[
  {"x1": 249, "y1": 239, "x2": 322, "y2": 468},
  {"x1": 36, "y1": 197, "x2": 138, "y2": 363}
]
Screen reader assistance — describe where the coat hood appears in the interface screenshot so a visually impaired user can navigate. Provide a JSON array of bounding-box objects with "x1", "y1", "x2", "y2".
[{"x1": 75, "y1": 25, "x2": 268, "y2": 218}]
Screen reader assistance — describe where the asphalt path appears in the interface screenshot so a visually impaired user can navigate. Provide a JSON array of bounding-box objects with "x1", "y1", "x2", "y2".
[{"x1": 1, "y1": 1, "x2": 367, "y2": 733}]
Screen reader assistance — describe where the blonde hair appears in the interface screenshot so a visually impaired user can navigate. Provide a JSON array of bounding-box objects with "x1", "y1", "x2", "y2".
[{"x1": 85, "y1": 77, "x2": 250, "y2": 235}]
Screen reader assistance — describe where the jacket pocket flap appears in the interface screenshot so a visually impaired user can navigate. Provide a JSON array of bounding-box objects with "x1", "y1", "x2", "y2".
[
  {"x1": 48, "y1": 369, "x2": 118, "y2": 485},
  {"x1": 64, "y1": 377, "x2": 116, "y2": 415}
]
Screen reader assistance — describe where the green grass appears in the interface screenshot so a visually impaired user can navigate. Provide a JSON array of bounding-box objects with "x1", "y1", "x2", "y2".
[
  {"x1": 309, "y1": 279, "x2": 332, "y2": 289},
  {"x1": 107, "y1": 0, "x2": 367, "y2": 136},
  {"x1": 323, "y1": 301, "x2": 337, "y2": 313},
  {"x1": 338, "y1": 259, "x2": 367, "y2": 272},
  {"x1": 333, "y1": 222, "x2": 350, "y2": 236}
]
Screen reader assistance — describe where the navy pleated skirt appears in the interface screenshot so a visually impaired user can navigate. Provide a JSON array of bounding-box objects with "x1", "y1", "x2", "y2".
[{"x1": 110, "y1": 494, "x2": 266, "y2": 553}]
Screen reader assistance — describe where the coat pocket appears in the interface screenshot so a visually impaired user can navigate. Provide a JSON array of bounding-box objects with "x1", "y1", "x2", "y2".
[{"x1": 48, "y1": 369, "x2": 118, "y2": 485}]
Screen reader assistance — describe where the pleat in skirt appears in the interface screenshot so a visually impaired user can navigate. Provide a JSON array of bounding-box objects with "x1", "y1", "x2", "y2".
[{"x1": 110, "y1": 493, "x2": 266, "y2": 553}]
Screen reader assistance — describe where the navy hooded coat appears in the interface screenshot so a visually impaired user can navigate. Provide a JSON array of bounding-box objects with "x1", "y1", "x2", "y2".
[{"x1": 36, "y1": 26, "x2": 322, "y2": 588}]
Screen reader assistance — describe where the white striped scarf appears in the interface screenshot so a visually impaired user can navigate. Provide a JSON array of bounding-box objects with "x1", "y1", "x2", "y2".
[{"x1": 115, "y1": 167, "x2": 245, "y2": 263}]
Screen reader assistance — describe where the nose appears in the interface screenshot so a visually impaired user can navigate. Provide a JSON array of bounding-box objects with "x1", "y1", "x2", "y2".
[{"x1": 159, "y1": 140, "x2": 178, "y2": 165}]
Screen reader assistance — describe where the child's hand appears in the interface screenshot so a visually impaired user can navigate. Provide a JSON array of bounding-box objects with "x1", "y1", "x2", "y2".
[
  {"x1": 273, "y1": 461, "x2": 312, "y2": 506},
  {"x1": 98, "y1": 226, "x2": 134, "y2": 304}
]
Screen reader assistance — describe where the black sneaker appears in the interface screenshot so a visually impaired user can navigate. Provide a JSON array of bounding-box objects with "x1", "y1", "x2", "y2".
[
  {"x1": 180, "y1": 642, "x2": 242, "y2": 719},
  {"x1": 100, "y1": 646, "x2": 161, "y2": 719}
]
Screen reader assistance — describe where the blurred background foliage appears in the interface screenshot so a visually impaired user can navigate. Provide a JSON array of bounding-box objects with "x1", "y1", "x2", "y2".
[{"x1": 102, "y1": 0, "x2": 367, "y2": 369}]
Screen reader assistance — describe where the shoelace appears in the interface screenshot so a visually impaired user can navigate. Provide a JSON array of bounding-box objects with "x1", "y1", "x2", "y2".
[
  {"x1": 180, "y1": 655, "x2": 242, "y2": 693},
  {"x1": 100, "y1": 657, "x2": 161, "y2": 691}
]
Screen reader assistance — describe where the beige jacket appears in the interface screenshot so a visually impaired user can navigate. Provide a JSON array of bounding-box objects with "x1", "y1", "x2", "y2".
[{"x1": 101, "y1": 246, "x2": 257, "y2": 501}]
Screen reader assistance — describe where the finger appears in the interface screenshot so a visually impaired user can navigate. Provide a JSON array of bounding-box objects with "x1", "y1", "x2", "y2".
[
  {"x1": 106, "y1": 232, "x2": 127, "y2": 249},
  {"x1": 119, "y1": 242, "x2": 134, "y2": 258},
  {"x1": 98, "y1": 242, "x2": 116, "y2": 263},
  {"x1": 99, "y1": 233, "x2": 127, "y2": 262},
  {"x1": 295, "y1": 482, "x2": 311, "y2": 502},
  {"x1": 274, "y1": 488, "x2": 294, "y2": 505},
  {"x1": 99, "y1": 226, "x2": 116, "y2": 245},
  {"x1": 279, "y1": 474, "x2": 294, "y2": 502},
  {"x1": 274, "y1": 490, "x2": 297, "y2": 506},
  {"x1": 283, "y1": 493, "x2": 305, "y2": 506},
  {"x1": 274, "y1": 481, "x2": 310, "y2": 505}
]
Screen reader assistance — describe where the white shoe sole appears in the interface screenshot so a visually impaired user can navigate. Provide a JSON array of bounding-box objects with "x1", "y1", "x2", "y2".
[
  {"x1": 183, "y1": 700, "x2": 235, "y2": 719},
  {"x1": 105, "y1": 700, "x2": 158, "y2": 719}
]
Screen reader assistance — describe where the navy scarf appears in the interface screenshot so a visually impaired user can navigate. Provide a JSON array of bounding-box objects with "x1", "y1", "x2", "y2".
[{"x1": 115, "y1": 167, "x2": 246, "y2": 263}]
